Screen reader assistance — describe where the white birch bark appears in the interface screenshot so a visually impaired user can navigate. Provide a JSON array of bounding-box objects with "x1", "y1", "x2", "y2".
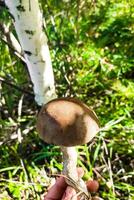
[{"x1": 5, "y1": 0, "x2": 57, "y2": 105}]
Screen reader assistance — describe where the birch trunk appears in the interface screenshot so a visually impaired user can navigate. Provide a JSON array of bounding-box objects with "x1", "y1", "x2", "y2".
[{"x1": 5, "y1": 0, "x2": 57, "y2": 105}]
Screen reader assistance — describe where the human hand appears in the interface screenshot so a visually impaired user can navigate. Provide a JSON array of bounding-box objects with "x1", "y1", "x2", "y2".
[{"x1": 43, "y1": 168, "x2": 99, "y2": 200}]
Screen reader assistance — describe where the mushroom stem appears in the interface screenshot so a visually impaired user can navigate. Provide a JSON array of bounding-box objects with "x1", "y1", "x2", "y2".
[
  {"x1": 61, "y1": 146, "x2": 89, "y2": 199},
  {"x1": 62, "y1": 146, "x2": 78, "y2": 182}
]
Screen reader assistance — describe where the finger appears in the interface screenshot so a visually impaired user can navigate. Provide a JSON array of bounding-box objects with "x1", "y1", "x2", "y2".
[
  {"x1": 44, "y1": 177, "x2": 67, "y2": 200},
  {"x1": 86, "y1": 180, "x2": 99, "y2": 193},
  {"x1": 44, "y1": 168, "x2": 84, "y2": 200},
  {"x1": 77, "y1": 167, "x2": 84, "y2": 178},
  {"x1": 62, "y1": 186, "x2": 77, "y2": 200},
  {"x1": 61, "y1": 168, "x2": 84, "y2": 200}
]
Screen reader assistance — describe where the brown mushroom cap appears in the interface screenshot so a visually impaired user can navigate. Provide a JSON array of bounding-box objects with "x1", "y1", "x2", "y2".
[{"x1": 37, "y1": 97, "x2": 99, "y2": 147}]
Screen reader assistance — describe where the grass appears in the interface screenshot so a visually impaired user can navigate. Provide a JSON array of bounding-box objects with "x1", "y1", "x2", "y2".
[
  {"x1": 0, "y1": 0, "x2": 134, "y2": 199},
  {"x1": 0, "y1": 116, "x2": 133, "y2": 199}
]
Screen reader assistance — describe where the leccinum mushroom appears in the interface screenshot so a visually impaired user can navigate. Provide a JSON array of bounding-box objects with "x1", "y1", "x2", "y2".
[{"x1": 37, "y1": 97, "x2": 99, "y2": 199}]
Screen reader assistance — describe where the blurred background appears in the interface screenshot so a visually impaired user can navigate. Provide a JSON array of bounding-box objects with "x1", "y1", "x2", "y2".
[{"x1": 0, "y1": 0, "x2": 134, "y2": 199}]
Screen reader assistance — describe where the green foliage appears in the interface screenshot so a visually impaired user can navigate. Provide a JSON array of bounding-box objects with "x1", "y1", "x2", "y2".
[{"x1": 0, "y1": 0, "x2": 134, "y2": 199}]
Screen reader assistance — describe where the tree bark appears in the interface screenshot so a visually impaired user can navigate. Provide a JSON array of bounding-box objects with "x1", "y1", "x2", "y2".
[{"x1": 5, "y1": 0, "x2": 57, "y2": 105}]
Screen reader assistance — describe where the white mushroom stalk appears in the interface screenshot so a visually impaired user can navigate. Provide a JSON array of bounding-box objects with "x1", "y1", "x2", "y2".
[
  {"x1": 5, "y1": 0, "x2": 57, "y2": 105},
  {"x1": 62, "y1": 146, "x2": 89, "y2": 198},
  {"x1": 62, "y1": 146, "x2": 78, "y2": 182}
]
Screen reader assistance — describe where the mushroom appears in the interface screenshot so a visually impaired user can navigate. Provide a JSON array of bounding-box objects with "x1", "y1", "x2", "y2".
[{"x1": 37, "y1": 97, "x2": 99, "y2": 199}]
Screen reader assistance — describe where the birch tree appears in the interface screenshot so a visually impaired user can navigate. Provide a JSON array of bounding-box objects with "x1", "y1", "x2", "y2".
[{"x1": 5, "y1": 0, "x2": 57, "y2": 106}]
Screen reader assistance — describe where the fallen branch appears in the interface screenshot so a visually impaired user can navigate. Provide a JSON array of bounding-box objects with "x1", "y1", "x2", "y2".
[{"x1": 0, "y1": 76, "x2": 33, "y2": 96}]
